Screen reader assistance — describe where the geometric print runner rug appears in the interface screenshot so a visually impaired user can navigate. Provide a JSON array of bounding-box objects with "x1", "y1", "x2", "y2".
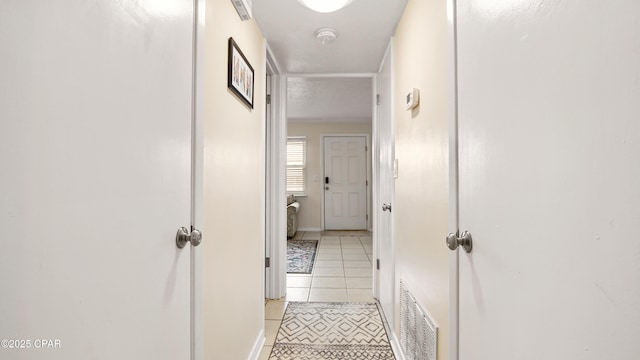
[{"x1": 269, "y1": 302, "x2": 396, "y2": 360}]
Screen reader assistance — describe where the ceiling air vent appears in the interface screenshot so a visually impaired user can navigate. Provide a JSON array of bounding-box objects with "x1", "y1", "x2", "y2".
[{"x1": 231, "y1": 0, "x2": 252, "y2": 21}]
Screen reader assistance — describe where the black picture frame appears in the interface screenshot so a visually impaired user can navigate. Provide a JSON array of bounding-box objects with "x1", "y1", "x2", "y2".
[{"x1": 227, "y1": 37, "x2": 254, "y2": 109}]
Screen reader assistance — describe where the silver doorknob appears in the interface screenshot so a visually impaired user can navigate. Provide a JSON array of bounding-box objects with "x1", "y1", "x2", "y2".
[
  {"x1": 176, "y1": 227, "x2": 202, "y2": 249},
  {"x1": 382, "y1": 203, "x2": 392, "y2": 212},
  {"x1": 446, "y1": 230, "x2": 472, "y2": 253}
]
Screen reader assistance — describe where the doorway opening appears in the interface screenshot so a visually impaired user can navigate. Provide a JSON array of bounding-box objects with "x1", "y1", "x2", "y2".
[
  {"x1": 264, "y1": 72, "x2": 393, "y2": 358},
  {"x1": 281, "y1": 75, "x2": 375, "y2": 303}
]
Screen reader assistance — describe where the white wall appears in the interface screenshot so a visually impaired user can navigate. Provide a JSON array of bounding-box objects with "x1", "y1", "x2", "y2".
[
  {"x1": 288, "y1": 121, "x2": 372, "y2": 230},
  {"x1": 393, "y1": 0, "x2": 450, "y2": 358},
  {"x1": 203, "y1": 0, "x2": 266, "y2": 358}
]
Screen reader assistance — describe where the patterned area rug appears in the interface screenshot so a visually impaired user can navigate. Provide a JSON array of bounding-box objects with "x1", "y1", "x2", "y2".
[
  {"x1": 287, "y1": 240, "x2": 318, "y2": 274},
  {"x1": 269, "y1": 302, "x2": 396, "y2": 360}
]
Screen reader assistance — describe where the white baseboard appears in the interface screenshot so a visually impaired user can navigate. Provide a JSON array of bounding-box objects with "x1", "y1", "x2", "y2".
[
  {"x1": 377, "y1": 299, "x2": 405, "y2": 360},
  {"x1": 390, "y1": 331, "x2": 406, "y2": 360},
  {"x1": 247, "y1": 329, "x2": 265, "y2": 360},
  {"x1": 297, "y1": 227, "x2": 322, "y2": 232}
]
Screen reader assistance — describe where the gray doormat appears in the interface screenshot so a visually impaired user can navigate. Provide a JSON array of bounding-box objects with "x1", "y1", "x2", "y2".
[
  {"x1": 287, "y1": 240, "x2": 318, "y2": 274},
  {"x1": 269, "y1": 302, "x2": 395, "y2": 359}
]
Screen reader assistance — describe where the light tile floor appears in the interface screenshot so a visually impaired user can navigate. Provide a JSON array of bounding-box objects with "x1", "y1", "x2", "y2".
[{"x1": 259, "y1": 230, "x2": 374, "y2": 359}]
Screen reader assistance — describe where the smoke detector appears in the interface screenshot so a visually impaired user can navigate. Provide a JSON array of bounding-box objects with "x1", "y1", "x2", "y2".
[{"x1": 315, "y1": 28, "x2": 338, "y2": 45}]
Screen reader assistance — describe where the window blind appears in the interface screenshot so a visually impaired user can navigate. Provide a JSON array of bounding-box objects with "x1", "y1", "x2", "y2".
[{"x1": 287, "y1": 137, "x2": 306, "y2": 195}]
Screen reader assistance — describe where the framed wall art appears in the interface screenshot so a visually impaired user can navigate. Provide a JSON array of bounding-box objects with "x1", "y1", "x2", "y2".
[{"x1": 227, "y1": 37, "x2": 254, "y2": 109}]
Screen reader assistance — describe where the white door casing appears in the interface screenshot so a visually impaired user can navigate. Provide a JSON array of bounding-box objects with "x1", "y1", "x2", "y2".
[
  {"x1": 191, "y1": 1, "x2": 206, "y2": 358},
  {"x1": 446, "y1": 0, "x2": 460, "y2": 359},
  {"x1": 265, "y1": 53, "x2": 287, "y2": 299},
  {"x1": 454, "y1": 1, "x2": 640, "y2": 359},
  {"x1": 265, "y1": 48, "x2": 287, "y2": 299},
  {"x1": 265, "y1": 71, "x2": 272, "y2": 299},
  {"x1": 374, "y1": 40, "x2": 396, "y2": 328},
  {"x1": 0, "y1": 1, "x2": 196, "y2": 359},
  {"x1": 324, "y1": 136, "x2": 368, "y2": 230},
  {"x1": 264, "y1": 50, "x2": 287, "y2": 300}
]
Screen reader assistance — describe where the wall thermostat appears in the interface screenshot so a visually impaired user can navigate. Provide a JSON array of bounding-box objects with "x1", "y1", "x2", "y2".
[{"x1": 405, "y1": 88, "x2": 420, "y2": 110}]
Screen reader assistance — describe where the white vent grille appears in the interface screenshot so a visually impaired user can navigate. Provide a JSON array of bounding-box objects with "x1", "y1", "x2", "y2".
[
  {"x1": 231, "y1": 0, "x2": 252, "y2": 21},
  {"x1": 400, "y1": 281, "x2": 438, "y2": 360}
]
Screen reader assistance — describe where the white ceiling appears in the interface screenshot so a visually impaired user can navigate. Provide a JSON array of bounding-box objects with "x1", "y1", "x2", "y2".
[
  {"x1": 253, "y1": 0, "x2": 407, "y2": 74},
  {"x1": 253, "y1": 0, "x2": 407, "y2": 122}
]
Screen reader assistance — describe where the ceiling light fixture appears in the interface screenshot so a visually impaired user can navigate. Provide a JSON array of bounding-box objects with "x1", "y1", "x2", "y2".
[
  {"x1": 315, "y1": 28, "x2": 338, "y2": 45},
  {"x1": 298, "y1": 0, "x2": 353, "y2": 13}
]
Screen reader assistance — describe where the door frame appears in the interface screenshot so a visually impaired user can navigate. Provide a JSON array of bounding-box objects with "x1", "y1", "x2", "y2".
[
  {"x1": 264, "y1": 43, "x2": 287, "y2": 299},
  {"x1": 320, "y1": 134, "x2": 371, "y2": 231},
  {"x1": 372, "y1": 38, "x2": 396, "y2": 330},
  {"x1": 191, "y1": 0, "x2": 206, "y2": 358},
  {"x1": 446, "y1": 0, "x2": 460, "y2": 359}
]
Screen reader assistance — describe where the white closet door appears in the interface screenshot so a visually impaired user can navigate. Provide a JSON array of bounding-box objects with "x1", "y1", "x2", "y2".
[
  {"x1": 0, "y1": 1, "x2": 195, "y2": 359},
  {"x1": 454, "y1": 1, "x2": 640, "y2": 359}
]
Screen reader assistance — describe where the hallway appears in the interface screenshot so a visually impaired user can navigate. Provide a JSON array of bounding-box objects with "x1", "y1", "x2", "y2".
[
  {"x1": 2, "y1": 0, "x2": 640, "y2": 359},
  {"x1": 285, "y1": 231, "x2": 374, "y2": 302},
  {"x1": 263, "y1": 231, "x2": 389, "y2": 358}
]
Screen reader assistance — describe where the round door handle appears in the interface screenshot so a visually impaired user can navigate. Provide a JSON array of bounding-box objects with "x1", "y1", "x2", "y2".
[
  {"x1": 446, "y1": 230, "x2": 472, "y2": 253},
  {"x1": 176, "y1": 227, "x2": 203, "y2": 248},
  {"x1": 382, "y1": 203, "x2": 392, "y2": 212}
]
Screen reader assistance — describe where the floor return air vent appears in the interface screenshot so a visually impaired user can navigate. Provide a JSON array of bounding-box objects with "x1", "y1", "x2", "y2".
[{"x1": 400, "y1": 281, "x2": 438, "y2": 360}]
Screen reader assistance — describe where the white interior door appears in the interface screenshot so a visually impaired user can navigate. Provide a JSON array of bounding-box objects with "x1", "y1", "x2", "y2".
[
  {"x1": 454, "y1": 1, "x2": 640, "y2": 359},
  {"x1": 374, "y1": 43, "x2": 395, "y2": 325},
  {"x1": 0, "y1": 1, "x2": 195, "y2": 359},
  {"x1": 324, "y1": 136, "x2": 368, "y2": 230}
]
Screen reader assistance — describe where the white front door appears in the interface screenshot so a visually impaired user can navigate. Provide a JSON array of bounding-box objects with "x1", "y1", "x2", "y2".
[
  {"x1": 454, "y1": 1, "x2": 640, "y2": 359},
  {"x1": 324, "y1": 136, "x2": 368, "y2": 230},
  {"x1": 374, "y1": 43, "x2": 395, "y2": 325},
  {"x1": 0, "y1": 1, "x2": 195, "y2": 359}
]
